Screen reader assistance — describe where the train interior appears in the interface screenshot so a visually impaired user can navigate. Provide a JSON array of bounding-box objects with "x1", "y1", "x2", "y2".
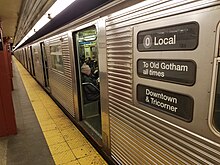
[{"x1": 74, "y1": 26, "x2": 102, "y2": 138}]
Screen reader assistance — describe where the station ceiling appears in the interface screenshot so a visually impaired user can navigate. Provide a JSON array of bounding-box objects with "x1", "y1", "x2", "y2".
[
  {"x1": 0, "y1": 0, "x2": 143, "y2": 47},
  {"x1": 0, "y1": 0, "x2": 113, "y2": 46},
  {"x1": 0, "y1": 0, "x2": 55, "y2": 45},
  {"x1": 0, "y1": 0, "x2": 22, "y2": 42}
]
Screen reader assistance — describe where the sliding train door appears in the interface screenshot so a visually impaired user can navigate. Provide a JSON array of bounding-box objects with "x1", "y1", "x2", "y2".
[
  {"x1": 24, "y1": 48, "x2": 30, "y2": 72},
  {"x1": 73, "y1": 26, "x2": 102, "y2": 138},
  {"x1": 29, "y1": 46, "x2": 35, "y2": 77},
  {"x1": 22, "y1": 48, "x2": 28, "y2": 69},
  {"x1": 40, "y1": 42, "x2": 50, "y2": 91},
  {"x1": 26, "y1": 47, "x2": 32, "y2": 74}
]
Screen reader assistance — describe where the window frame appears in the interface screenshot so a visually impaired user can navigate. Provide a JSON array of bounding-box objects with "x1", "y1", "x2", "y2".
[{"x1": 49, "y1": 42, "x2": 64, "y2": 73}]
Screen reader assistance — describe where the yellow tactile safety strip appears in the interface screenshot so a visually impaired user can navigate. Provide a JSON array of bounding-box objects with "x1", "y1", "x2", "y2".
[{"x1": 14, "y1": 57, "x2": 107, "y2": 165}]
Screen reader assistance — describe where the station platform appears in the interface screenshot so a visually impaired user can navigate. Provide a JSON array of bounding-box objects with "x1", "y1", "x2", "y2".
[{"x1": 0, "y1": 57, "x2": 107, "y2": 165}]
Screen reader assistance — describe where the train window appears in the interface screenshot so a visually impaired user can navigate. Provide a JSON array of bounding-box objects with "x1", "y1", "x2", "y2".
[
  {"x1": 33, "y1": 48, "x2": 40, "y2": 64},
  {"x1": 50, "y1": 43, "x2": 64, "y2": 72},
  {"x1": 77, "y1": 27, "x2": 98, "y2": 66},
  {"x1": 213, "y1": 64, "x2": 220, "y2": 132}
]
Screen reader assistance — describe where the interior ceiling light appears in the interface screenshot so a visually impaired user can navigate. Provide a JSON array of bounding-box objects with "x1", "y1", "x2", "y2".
[{"x1": 14, "y1": 0, "x2": 76, "y2": 51}]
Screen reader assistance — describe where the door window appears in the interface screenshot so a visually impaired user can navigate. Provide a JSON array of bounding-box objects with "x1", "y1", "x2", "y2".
[{"x1": 50, "y1": 43, "x2": 64, "y2": 72}]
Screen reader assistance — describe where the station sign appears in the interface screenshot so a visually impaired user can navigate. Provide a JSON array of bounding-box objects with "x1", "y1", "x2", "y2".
[
  {"x1": 137, "y1": 22, "x2": 199, "y2": 51},
  {"x1": 137, "y1": 84, "x2": 194, "y2": 122},
  {"x1": 137, "y1": 59, "x2": 196, "y2": 85}
]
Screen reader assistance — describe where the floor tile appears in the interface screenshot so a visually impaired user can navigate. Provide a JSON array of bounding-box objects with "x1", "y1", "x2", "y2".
[
  {"x1": 62, "y1": 160, "x2": 80, "y2": 165},
  {"x1": 78, "y1": 154, "x2": 107, "y2": 165},
  {"x1": 61, "y1": 129, "x2": 82, "y2": 141},
  {"x1": 49, "y1": 142, "x2": 71, "y2": 155},
  {"x1": 46, "y1": 134, "x2": 65, "y2": 146},
  {"x1": 67, "y1": 138, "x2": 88, "y2": 150},
  {"x1": 71, "y1": 144, "x2": 97, "y2": 159},
  {"x1": 43, "y1": 129, "x2": 62, "y2": 138},
  {"x1": 52, "y1": 150, "x2": 76, "y2": 165}
]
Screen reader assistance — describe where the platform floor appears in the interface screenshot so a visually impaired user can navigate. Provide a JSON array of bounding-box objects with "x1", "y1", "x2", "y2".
[{"x1": 0, "y1": 57, "x2": 107, "y2": 165}]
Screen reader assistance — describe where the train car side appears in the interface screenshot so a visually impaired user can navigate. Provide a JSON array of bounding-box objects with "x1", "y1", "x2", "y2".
[{"x1": 13, "y1": 0, "x2": 220, "y2": 164}]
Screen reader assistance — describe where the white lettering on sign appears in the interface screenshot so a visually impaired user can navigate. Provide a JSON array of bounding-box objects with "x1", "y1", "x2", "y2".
[
  {"x1": 143, "y1": 35, "x2": 153, "y2": 48},
  {"x1": 143, "y1": 69, "x2": 148, "y2": 75},
  {"x1": 154, "y1": 35, "x2": 176, "y2": 46},
  {"x1": 143, "y1": 35, "x2": 177, "y2": 49},
  {"x1": 150, "y1": 62, "x2": 159, "y2": 69},
  {"x1": 160, "y1": 62, "x2": 188, "y2": 71},
  {"x1": 142, "y1": 69, "x2": 164, "y2": 77},
  {"x1": 146, "y1": 89, "x2": 177, "y2": 104},
  {"x1": 143, "y1": 61, "x2": 149, "y2": 68},
  {"x1": 145, "y1": 88, "x2": 178, "y2": 112},
  {"x1": 141, "y1": 61, "x2": 189, "y2": 78},
  {"x1": 149, "y1": 69, "x2": 164, "y2": 77},
  {"x1": 150, "y1": 97, "x2": 177, "y2": 112}
]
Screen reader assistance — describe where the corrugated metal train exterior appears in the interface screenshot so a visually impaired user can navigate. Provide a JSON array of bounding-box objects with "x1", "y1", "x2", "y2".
[{"x1": 14, "y1": 0, "x2": 220, "y2": 164}]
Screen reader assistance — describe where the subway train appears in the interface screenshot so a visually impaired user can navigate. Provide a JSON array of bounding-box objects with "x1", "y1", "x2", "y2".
[{"x1": 14, "y1": 0, "x2": 220, "y2": 164}]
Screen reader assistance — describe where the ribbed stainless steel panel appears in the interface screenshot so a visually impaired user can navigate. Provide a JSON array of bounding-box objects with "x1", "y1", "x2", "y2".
[
  {"x1": 107, "y1": 27, "x2": 133, "y2": 103},
  {"x1": 106, "y1": 0, "x2": 220, "y2": 164},
  {"x1": 109, "y1": 97, "x2": 220, "y2": 164},
  {"x1": 45, "y1": 34, "x2": 74, "y2": 116}
]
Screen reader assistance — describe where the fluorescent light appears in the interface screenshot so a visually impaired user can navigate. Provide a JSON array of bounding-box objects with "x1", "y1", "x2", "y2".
[
  {"x1": 33, "y1": 15, "x2": 50, "y2": 32},
  {"x1": 13, "y1": 0, "x2": 76, "y2": 51},
  {"x1": 47, "y1": 0, "x2": 75, "y2": 19}
]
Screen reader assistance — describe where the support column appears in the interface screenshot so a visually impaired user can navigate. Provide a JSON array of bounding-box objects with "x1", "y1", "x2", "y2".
[{"x1": 0, "y1": 28, "x2": 17, "y2": 136}]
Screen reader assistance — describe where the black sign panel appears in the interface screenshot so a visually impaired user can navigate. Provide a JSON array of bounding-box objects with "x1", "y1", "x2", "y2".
[
  {"x1": 137, "y1": 59, "x2": 196, "y2": 85},
  {"x1": 137, "y1": 84, "x2": 193, "y2": 122},
  {"x1": 137, "y1": 22, "x2": 199, "y2": 51}
]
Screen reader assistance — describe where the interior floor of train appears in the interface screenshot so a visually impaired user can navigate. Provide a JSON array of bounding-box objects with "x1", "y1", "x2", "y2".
[{"x1": 0, "y1": 56, "x2": 107, "y2": 165}]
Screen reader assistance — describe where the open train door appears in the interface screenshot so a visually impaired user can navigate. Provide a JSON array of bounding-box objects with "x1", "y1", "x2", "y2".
[
  {"x1": 29, "y1": 46, "x2": 35, "y2": 77},
  {"x1": 40, "y1": 42, "x2": 50, "y2": 91},
  {"x1": 73, "y1": 26, "x2": 102, "y2": 141}
]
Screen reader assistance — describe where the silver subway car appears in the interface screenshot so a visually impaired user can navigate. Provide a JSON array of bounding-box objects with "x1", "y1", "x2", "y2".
[{"x1": 14, "y1": 0, "x2": 220, "y2": 164}]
